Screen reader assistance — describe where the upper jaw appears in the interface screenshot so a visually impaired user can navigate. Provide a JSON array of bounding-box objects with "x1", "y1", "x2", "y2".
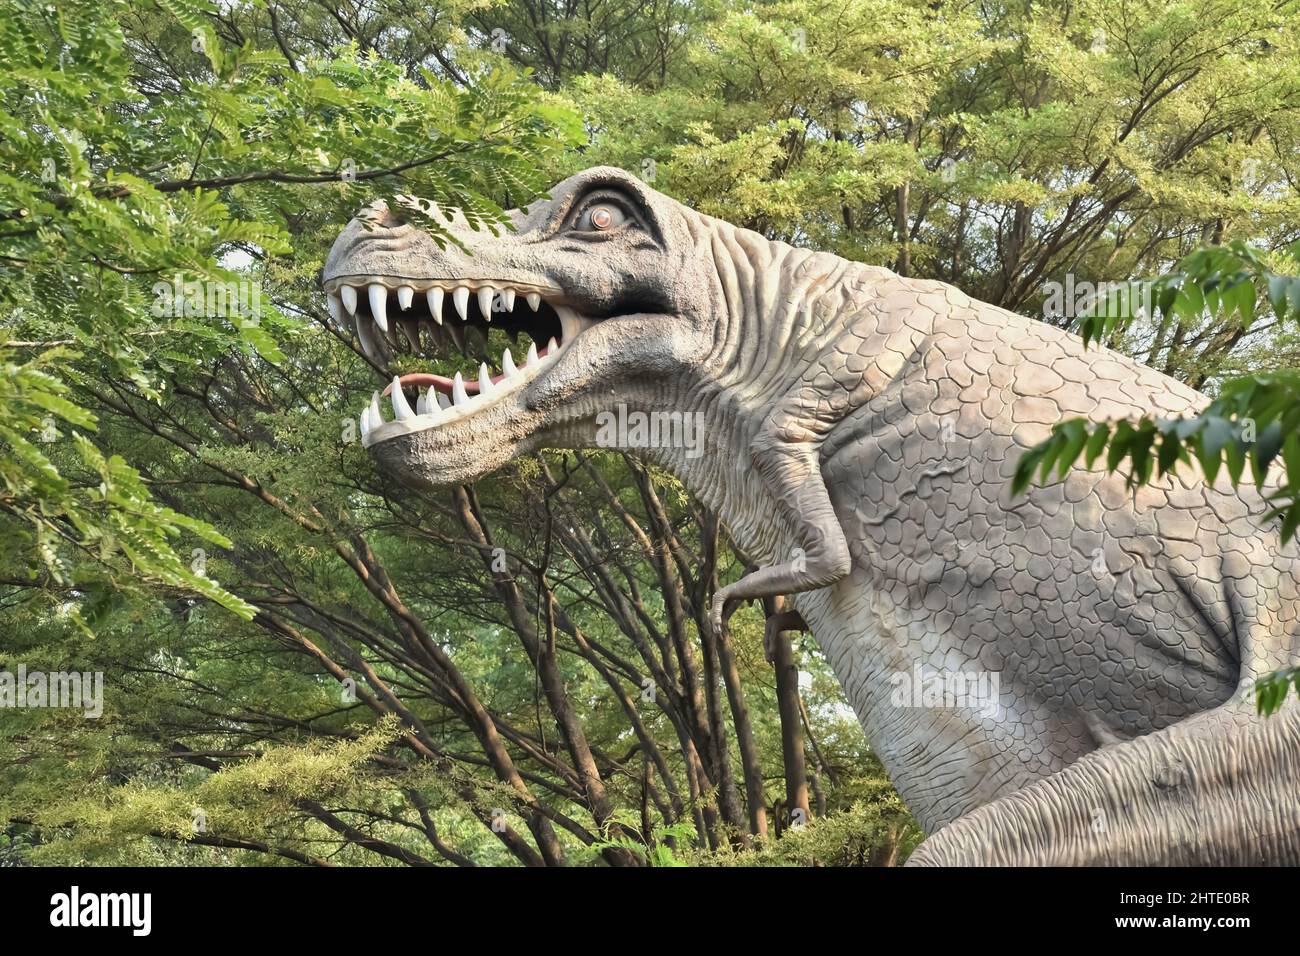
[
  {"x1": 321, "y1": 273, "x2": 574, "y2": 350},
  {"x1": 322, "y1": 274, "x2": 563, "y2": 300}
]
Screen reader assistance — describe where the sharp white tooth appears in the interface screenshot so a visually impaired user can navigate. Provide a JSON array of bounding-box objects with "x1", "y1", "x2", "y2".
[
  {"x1": 503, "y1": 288, "x2": 516, "y2": 312},
  {"x1": 327, "y1": 294, "x2": 343, "y2": 325},
  {"x1": 452, "y1": 372, "x2": 469, "y2": 406},
  {"x1": 478, "y1": 363, "x2": 495, "y2": 395},
  {"x1": 478, "y1": 286, "x2": 495, "y2": 320},
  {"x1": 369, "y1": 391, "x2": 384, "y2": 425},
  {"x1": 526, "y1": 341, "x2": 539, "y2": 365},
  {"x1": 341, "y1": 285, "x2": 358, "y2": 315},
  {"x1": 554, "y1": 304, "x2": 586, "y2": 344},
  {"x1": 452, "y1": 286, "x2": 470, "y2": 321},
  {"x1": 397, "y1": 285, "x2": 414, "y2": 310},
  {"x1": 359, "y1": 408, "x2": 371, "y2": 438},
  {"x1": 426, "y1": 288, "x2": 444, "y2": 324},
  {"x1": 546, "y1": 336, "x2": 558, "y2": 355},
  {"x1": 391, "y1": 377, "x2": 414, "y2": 420},
  {"x1": 526, "y1": 292, "x2": 541, "y2": 311},
  {"x1": 502, "y1": 348, "x2": 517, "y2": 377},
  {"x1": 436, "y1": 390, "x2": 450, "y2": 411},
  {"x1": 369, "y1": 284, "x2": 389, "y2": 332},
  {"x1": 425, "y1": 391, "x2": 443, "y2": 421}
]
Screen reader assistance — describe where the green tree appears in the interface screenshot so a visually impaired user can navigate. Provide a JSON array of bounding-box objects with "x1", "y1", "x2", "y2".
[{"x1": 5, "y1": 0, "x2": 1297, "y2": 867}]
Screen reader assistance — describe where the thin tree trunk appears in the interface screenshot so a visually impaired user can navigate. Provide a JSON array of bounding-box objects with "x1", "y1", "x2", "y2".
[
  {"x1": 769, "y1": 596, "x2": 810, "y2": 826},
  {"x1": 711, "y1": 614, "x2": 768, "y2": 839},
  {"x1": 455, "y1": 487, "x2": 640, "y2": 865},
  {"x1": 894, "y1": 119, "x2": 917, "y2": 276}
]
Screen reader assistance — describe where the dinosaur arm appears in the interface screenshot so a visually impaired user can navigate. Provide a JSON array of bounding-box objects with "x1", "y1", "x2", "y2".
[{"x1": 709, "y1": 383, "x2": 853, "y2": 636}]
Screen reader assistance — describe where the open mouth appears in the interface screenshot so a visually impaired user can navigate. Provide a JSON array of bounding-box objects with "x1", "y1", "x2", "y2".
[{"x1": 323, "y1": 276, "x2": 592, "y2": 446}]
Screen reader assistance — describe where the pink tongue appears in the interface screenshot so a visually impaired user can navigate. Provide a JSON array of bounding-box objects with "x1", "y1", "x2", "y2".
[
  {"x1": 383, "y1": 345, "x2": 552, "y2": 397},
  {"x1": 385, "y1": 372, "x2": 464, "y2": 396}
]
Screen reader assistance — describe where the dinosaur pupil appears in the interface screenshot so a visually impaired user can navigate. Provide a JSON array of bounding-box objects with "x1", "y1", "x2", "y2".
[{"x1": 591, "y1": 207, "x2": 613, "y2": 229}]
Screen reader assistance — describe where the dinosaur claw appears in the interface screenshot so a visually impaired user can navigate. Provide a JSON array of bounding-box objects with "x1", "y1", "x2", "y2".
[{"x1": 710, "y1": 591, "x2": 738, "y2": 637}]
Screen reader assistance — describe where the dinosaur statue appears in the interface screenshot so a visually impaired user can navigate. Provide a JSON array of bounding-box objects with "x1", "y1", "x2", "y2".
[{"x1": 323, "y1": 166, "x2": 1300, "y2": 865}]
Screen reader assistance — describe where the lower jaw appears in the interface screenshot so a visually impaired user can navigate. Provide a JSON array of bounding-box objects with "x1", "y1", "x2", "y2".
[
  {"x1": 360, "y1": 339, "x2": 564, "y2": 449},
  {"x1": 368, "y1": 421, "x2": 528, "y2": 489},
  {"x1": 384, "y1": 340, "x2": 561, "y2": 399},
  {"x1": 360, "y1": 311, "x2": 593, "y2": 446}
]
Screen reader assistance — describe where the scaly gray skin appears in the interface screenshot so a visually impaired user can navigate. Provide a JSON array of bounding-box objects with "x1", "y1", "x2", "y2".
[{"x1": 323, "y1": 166, "x2": 1300, "y2": 866}]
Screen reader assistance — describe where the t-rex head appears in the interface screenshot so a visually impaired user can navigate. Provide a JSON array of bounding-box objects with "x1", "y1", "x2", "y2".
[{"x1": 323, "y1": 166, "x2": 722, "y2": 486}]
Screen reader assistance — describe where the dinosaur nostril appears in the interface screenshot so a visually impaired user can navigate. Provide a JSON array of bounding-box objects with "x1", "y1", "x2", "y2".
[
  {"x1": 378, "y1": 209, "x2": 405, "y2": 228},
  {"x1": 355, "y1": 201, "x2": 410, "y2": 232}
]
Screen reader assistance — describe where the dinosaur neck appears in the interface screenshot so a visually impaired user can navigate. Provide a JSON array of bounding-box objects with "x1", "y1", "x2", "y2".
[
  {"x1": 648, "y1": 217, "x2": 895, "y2": 563},
  {"x1": 690, "y1": 215, "x2": 895, "y2": 404},
  {"x1": 636, "y1": 230, "x2": 992, "y2": 826}
]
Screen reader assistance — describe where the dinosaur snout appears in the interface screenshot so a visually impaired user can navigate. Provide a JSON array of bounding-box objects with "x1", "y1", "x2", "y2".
[{"x1": 322, "y1": 217, "x2": 447, "y2": 285}]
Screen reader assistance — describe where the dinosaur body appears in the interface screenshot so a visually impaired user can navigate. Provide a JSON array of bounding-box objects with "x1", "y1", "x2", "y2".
[{"x1": 324, "y1": 167, "x2": 1300, "y2": 864}]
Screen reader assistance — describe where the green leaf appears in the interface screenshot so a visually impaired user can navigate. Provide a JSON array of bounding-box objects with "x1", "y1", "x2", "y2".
[
  {"x1": 1107, "y1": 420, "x2": 1135, "y2": 473},
  {"x1": 1084, "y1": 422, "x2": 1111, "y2": 468}
]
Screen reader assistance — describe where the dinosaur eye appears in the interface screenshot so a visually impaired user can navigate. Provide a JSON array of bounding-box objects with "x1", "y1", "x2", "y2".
[{"x1": 575, "y1": 202, "x2": 627, "y2": 232}]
